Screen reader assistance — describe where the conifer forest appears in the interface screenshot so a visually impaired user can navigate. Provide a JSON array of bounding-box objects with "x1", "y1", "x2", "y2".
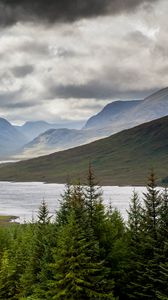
[{"x1": 0, "y1": 169, "x2": 168, "y2": 300}]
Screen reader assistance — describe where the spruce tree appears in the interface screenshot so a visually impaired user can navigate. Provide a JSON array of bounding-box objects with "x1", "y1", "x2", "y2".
[
  {"x1": 126, "y1": 191, "x2": 144, "y2": 299},
  {"x1": 84, "y1": 164, "x2": 108, "y2": 258},
  {"x1": 143, "y1": 171, "x2": 161, "y2": 239},
  {"x1": 49, "y1": 210, "x2": 115, "y2": 300},
  {"x1": 85, "y1": 163, "x2": 102, "y2": 225},
  {"x1": 105, "y1": 206, "x2": 127, "y2": 300},
  {"x1": 56, "y1": 180, "x2": 72, "y2": 226},
  {"x1": 127, "y1": 190, "x2": 143, "y2": 240},
  {"x1": 37, "y1": 199, "x2": 51, "y2": 225},
  {"x1": 131, "y1": 171, "x2": 162, "y2": 299},
  {"x1": 20, "y1": 200, "x2": 54, "y2": 299},
  {"x1": 159, "y1": 187, "x2": 168, "y2": 236},
  {"x1": 84, "y1": 165, "x2": 126, "y2": 298}
]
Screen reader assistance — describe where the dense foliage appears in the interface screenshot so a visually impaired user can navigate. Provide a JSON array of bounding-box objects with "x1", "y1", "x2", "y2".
[{"x1": 0, "y1": 169, "x2": 168, "y2": 299}]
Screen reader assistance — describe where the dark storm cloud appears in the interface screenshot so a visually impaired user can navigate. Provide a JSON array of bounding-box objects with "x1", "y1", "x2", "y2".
[
  {"x1": 51, "y1": 81, "x2": 157, "y2": 100},
  {"x1": 0, "y1": 0, "x2": 159, "y2": 26},
  {"x1": 54, "y1": 82, "x2": 115, "y2": 99},
  {"x1": 12, "y1": 65, "x2": 34, "y2": 78}
]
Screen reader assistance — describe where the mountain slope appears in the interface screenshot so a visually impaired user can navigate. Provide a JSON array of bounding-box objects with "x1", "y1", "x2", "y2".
[
  {"x1": 0, "y1": 116, "x2": 168, "y2": 185},
  {"x1": 15, "y1": 87, "x2": 168, "y2": 159},
  {"x1": 85, "y1": 87, "x2": 168, "y2": 132},
  {"x1": 126, "y1": 87, "x2": 168, "y2": 123},
  {"x1": 84, "y1": 100, "x2": 142, "y2": 129},
  {"x1": 16, "y1": 121, "x2": 68, "y2": 141},
  {"x1": 15, "y1": 100, "x2": 144, "y2": 159},
  {"x1": 16, "y1": 120, "x2": 85, "y2": 141},
  {"x1": 0, "y1": 118, "x2": 27, "y2": 158},
  {"x1": 18, "y1": 128, "x2": 100, "y2": 158}
]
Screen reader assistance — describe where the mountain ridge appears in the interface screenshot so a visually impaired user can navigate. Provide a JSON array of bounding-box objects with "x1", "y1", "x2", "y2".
[
  {"x1": 20, "y1": 87, "x2": 168, "y2": 159},
  {"x1": 84, "y1": 100, "x2": 142, "y2": 129},
  {"x1": 0, "y1": 115, "x2": 167, "y2": 185},
  {"x1": 85, "y1": 87, "x2": 168, "y2": 131},
  {"x1": 15, "y1": 120, "x2": 84, "y2": 141},
  {"x1": 1, "y1": 87, "x2": 168, "y2": 160}
]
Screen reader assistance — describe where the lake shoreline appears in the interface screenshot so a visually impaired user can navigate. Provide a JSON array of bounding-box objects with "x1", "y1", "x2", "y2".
[
  {"x1": 0, "y1": 182, "x2": 150, "y2": 223},
  {"x1": 0, "y1": 215, "x2": 19, "y2": 225},
  {"x1": 0, "y1": 178, "x2": 147, "y2": 188}
]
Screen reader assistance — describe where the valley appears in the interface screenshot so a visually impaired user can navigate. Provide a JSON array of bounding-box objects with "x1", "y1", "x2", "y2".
[
  {"x1": 1, "y1": 87, "x2": 168, "y2": 161},
  {"x1": 0, "y1": 116, "x2": 167, "y2": 186}
]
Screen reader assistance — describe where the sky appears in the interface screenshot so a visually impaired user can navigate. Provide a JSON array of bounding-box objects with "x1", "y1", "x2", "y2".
[{"x1": 0, "y1": 0, "x2": 168, "y2": 126}]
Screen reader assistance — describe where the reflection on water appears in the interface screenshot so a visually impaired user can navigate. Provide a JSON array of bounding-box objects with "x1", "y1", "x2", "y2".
[{"x1": 0, "y1": 181, "x2": 152, "y2": 223}]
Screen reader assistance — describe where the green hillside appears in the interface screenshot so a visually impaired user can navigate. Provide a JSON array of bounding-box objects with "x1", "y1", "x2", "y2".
[{"x1": 0, "y1": 116, "x2": 168, "y2": 185}]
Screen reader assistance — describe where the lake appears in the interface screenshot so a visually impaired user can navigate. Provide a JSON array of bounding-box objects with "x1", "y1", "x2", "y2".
[{"x1": 0, "y1": 181, "x2": 150, "y2": 223}]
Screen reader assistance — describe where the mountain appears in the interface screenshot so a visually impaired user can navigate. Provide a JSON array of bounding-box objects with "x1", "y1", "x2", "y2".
[
  {"x1": 0, "y1": 116, "x2": 167, "y2": 185},
  {"x1": 18, "y1": 128, "x2": 101, "y2": 158},
  {"x1": 0, "y1": 118, "x2": 27, "y2": 158},
  {"x1": 125, "y1": 87, "x2": 168, "y2": 124},
  {"x1": 16, "y1": 121, "x2": 57, "y2": 140},
  {"x1": 84, "y1": 100, "x2": 142, "y2": 129},
  {"x1": 16, "y1": 120, "x2": 85, "y2": 141},
  {"x1": 85, "y1": 87, "x2": 168, "y2": 132},
  {"x1": 15, "y1": 87, "x2": 168, "y2": 159}
]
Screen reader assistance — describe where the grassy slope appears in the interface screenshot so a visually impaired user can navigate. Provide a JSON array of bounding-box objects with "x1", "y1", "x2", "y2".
[{"x1": 0, "y1": 116, "x2": 167, "y2": 186}]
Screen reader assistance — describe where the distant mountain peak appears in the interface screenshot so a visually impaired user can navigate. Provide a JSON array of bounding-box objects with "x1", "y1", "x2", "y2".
[
  {"x1": 23, "y1": 120, "x2": 50, "y2": 126},
  {"x1": 0, "y1": 117, "x2": 27, "y2": 158}
]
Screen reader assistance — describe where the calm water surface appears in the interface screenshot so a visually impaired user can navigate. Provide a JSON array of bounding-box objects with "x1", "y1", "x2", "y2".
[{"x1": 0, "y1": 181, "x2": 150, "y2": 223}]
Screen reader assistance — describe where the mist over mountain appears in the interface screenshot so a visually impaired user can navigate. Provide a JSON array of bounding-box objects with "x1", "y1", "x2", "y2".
[
  {"x1": 16, "y1": 120, "x2": 84, "y2": 141},
  {"x1": 18, "y1": 128, "x2": 100, "y2": 158},
  {"x1": 1, "y1": 87, "x2": 168, "y2": 160},
  {"x1": 17, "y1": 87, "x2": 168, "y2": 159}
]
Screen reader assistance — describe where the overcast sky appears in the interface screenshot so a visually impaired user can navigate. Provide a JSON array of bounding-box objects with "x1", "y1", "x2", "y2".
[{"x1": 0, "y1": 0, "x2": 167, "y2": 125}]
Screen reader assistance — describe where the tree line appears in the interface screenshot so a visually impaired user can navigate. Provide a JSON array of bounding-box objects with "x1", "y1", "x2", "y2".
[{"x1": 0, "y1": 167, "x2": 168, "y2": 299}]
